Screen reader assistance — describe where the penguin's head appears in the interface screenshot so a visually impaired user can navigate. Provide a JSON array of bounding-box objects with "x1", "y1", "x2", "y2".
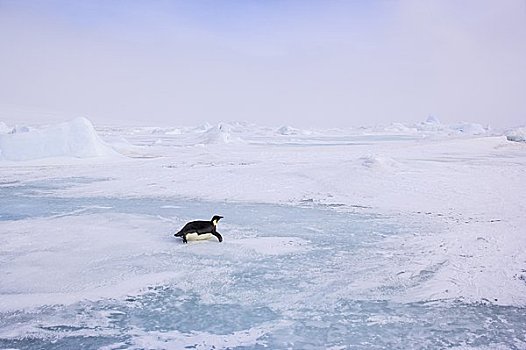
[{"x1": 211, "y1": 215, "x2": 223, "y2": 226}]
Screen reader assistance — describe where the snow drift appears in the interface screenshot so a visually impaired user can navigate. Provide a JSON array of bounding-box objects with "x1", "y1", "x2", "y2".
[
  {"x1": 0, "y1": 122, "x2": 11, "y2": 134},
  {"x1": 277, "y1": 125, "x2": 313, "y2": 136},
  {"x1": 0, "y1": 117, "x2": 117, "y2": 161},
  {"x1": 196, "y1": 124, "x2": 244, "y2": 145},
  {"x1": 506, "y1": 127, "x2": 526, "y2": 142},
  {"x1": 414, "y1": 116, "x2": 488, "y2": 135}
]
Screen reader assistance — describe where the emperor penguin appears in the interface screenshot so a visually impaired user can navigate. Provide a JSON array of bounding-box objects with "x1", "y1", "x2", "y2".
[{"x1": 174, "y1": 215, "x2": 223, "y2": 243}]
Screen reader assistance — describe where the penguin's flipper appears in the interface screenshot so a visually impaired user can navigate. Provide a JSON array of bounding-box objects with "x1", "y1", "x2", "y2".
[{"x1": 212, "y1": 231, "x2": 223, "y2": 242}]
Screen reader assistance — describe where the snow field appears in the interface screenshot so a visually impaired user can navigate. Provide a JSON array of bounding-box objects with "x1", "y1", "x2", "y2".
[{"x1": 0, "y1": 118, "x2": 525, "y2": 348}]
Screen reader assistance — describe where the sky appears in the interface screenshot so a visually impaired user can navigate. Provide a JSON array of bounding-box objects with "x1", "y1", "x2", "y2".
[{"x1": 0, "y1": 0, "x2": 525, "y2": 128}]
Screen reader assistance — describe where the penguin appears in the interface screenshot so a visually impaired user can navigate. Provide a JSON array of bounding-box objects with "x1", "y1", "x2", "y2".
[{"x1": 174, "y1": 215, "x2": 223, "y2": 243}]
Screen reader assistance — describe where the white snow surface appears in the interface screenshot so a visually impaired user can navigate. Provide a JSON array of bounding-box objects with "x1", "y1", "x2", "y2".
[
  {"x1": 0, "y1": 119, "x2": 525, "y2": 348},
  {"x1": 1, "y1": 120, "x2": 524, "y2": 304}
]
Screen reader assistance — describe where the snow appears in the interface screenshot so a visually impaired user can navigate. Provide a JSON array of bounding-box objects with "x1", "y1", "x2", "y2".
[
  {"x1": 197, "y1": 123, "x2": 244, "y2": 144},
  {"x1": 449, "y1": 121, "x2": 488, "y2": 135},
  {"x1": 359, "y1": 154, "x2": 400, "y2": 170},
  {"x1": 8, "y1": 125, "x2": 31, "y2": 134},
  {"x1": 0, "y1": 122, "x2": 10, "y2": 134},
  {"x1": 410, "y1": 116, "x2": 489, "y2": 136},
  {"x1": 0, "y1": 117, "x2": 118, "y2": 161},
  {"x1": 506, "y1": 126, "x2": 526, "y2": 142},
  {"x1": 277, "y1": 125, "x2": 313, "y2": 136},
  {"x1": 0, "y1": 119, "x2": 525, "y2": 348}
]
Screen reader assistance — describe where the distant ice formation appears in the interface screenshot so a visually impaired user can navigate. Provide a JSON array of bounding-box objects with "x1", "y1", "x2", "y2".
[
  {"x1": 425, "y1": 115, "x2": 441, "y2": 125},
  {"x1": 277, "y1": 125, "x2": 313, "y2": 136},
  {"x1": 194, "y1": 122, "x2": 213, "y2": 132},
  {"x1": 0, "y1": 117, "x2": 118, "y2": 161},
  {"x1": 0, "y1": 122, "x2": 10, "y2": 134},
  {"x1": 449, "y1": 122, "x2": 487, "y2": 135},
  {"x1": 197, "y1": 124, "x2": 244, "y2": 144},
  {"x1": 360, "y1": 155, "x2": 399, "y2": 170},
  {"x1": 506, "y1": 127, "x2": 526, "y2": 142},
  {"x1": 377, "y1": 122, "x2": 417, "y2": 134},
  {"x1": 414, "y1": 116, "x2": 488, "y2": 136},
  {"x1": 9, "y1": 125, "x2": 31, "y2": 134}
]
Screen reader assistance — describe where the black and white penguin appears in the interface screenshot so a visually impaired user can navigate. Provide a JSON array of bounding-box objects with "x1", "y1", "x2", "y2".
[{"x1": 174, "y1": 215, "x2": 223, "y2": 243}]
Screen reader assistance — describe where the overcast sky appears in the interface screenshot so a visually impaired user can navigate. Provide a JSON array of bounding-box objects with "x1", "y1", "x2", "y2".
[{"x1": 0, "y1": 0, "x2": 525, "y2": 128}]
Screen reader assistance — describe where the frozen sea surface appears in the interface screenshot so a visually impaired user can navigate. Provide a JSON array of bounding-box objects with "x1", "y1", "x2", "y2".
[{"x1": 0, "y1": 178, "x2": 525, "y2": 349}]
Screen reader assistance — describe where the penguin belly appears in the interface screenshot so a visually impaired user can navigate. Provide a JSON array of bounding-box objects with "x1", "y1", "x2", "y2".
[{"x1": 185, "y1": 232, "x2": 214, "y2": 241}]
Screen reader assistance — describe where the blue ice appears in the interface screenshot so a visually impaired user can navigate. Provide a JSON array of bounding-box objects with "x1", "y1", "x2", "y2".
[{"x1": 0, "y1": 178, "x2": 524, "y2": 349}]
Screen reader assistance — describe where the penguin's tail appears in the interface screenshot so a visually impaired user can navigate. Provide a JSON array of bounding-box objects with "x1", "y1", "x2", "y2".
[{"x1": 174, "y1": 230, "x2": 183, "y2": 237}]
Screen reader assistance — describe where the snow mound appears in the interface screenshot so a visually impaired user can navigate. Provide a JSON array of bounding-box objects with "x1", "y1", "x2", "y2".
[
  {"x1": 194, "y1": 122, "x2": 213, "y2": 132},
  {"x1": 0, "y1": 122, "x2": 10, "y2": 134},
  {"x1": 0, "y1": 117, "x2": 118, "y2": 161},
  {"x1": 277, "y1": 125, "x2": 313, "y2": 136},
  {"x1": 415, "y1": 117, "x2": 488, "y2": 136},
  {"x1": 416, "y1": 116, "x2": 448, "y2": 133},
  {"x1": 360, "y1": 155, "x2": 399, "y2": 170},
  {"x1": 425, "y1": 115, "x2": 441, "y2": 124},
  {"x1": 506, "y1": 127, "x2": 526, "y2": 142},
  {"x1": 165, "y1": 128, "x2": 182, "y2": 135},
  {"x1": 449, "y1": 122, "x2": 487, "y2": 135},
  {"x1": 9, "y1": 125, "x2": 31, "y2": 134},
  {"x1": 197, "y1": 124, "x2": 244, "y2": 145},
  {"x1": 375, "y1": 122, "x2": 418, "y2": 134}
]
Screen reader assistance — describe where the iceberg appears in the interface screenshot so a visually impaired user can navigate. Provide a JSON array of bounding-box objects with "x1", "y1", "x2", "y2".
[{"x1": 0, "y1": 117, "x2": 117, "y2": 161}]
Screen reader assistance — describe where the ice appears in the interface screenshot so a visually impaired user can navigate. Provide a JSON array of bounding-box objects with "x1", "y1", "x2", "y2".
[
  {"x1": 277, "y1": 125, "x2": 313, "y2": 136},
  {"x1": 414, "y1": 116, "x2": 489, "y2": 136},
  {"x1": 449, "y1": 121, "x2": 488, "y2": 135},
  {"x1": 0, "y1": 117, "x2": 118, "y2": 161},
  {"x1": 0, "y1": 122, "x2": 10, "y2": 134},
  {"x1": 359, "y1": 155, "x2": 400, "y2": 170},
  {"x1": 372, "y1": 122, "x2": 418, "y2": 134},
  {"x1": 197, "y1": 123, "x2": 244, "y2": 144},
  {"x1": 425, "y1": 115, "x2": 441, "y2": 124},
  {"x1": 0, "y1": 122, "x2": 525, "y2": 348},
  {"x1": 506, "y1": 126, "x2": 526, "y2": 142},
  {"x1": 8, "y1": 125, "x2": 31, "y2": 134}
]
